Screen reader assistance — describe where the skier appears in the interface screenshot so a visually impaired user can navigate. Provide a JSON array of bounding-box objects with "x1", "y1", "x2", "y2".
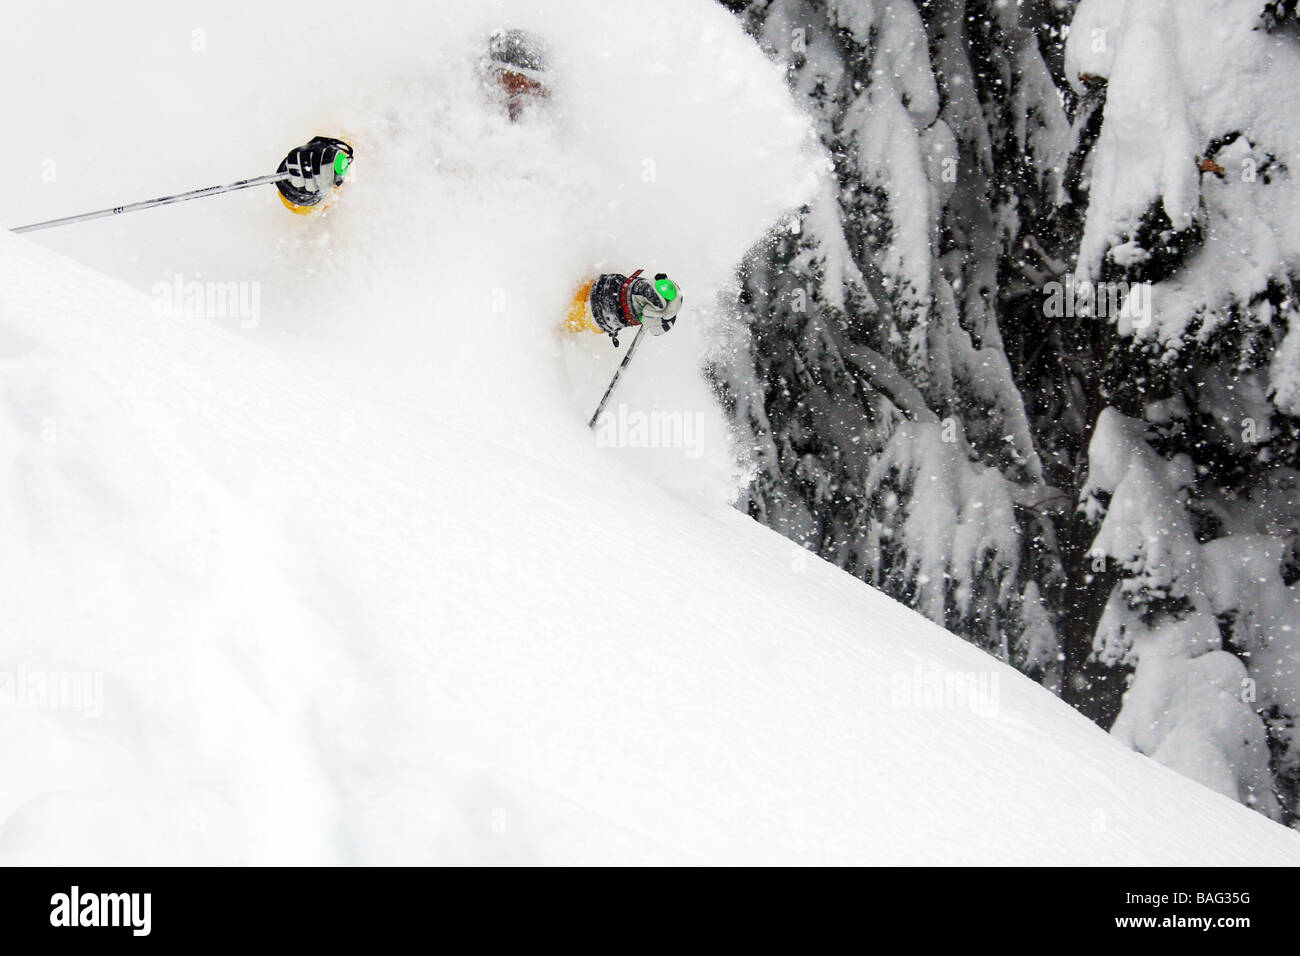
[
  {"x1": 565, "y1": 271, "x2": 683, "y2": 346},
  {"x1": 275, "y1": 136, "x2": 355, "y2": 214},
  {"x1": 481, "y1": 28, "x2": 552, "y2": 121}
]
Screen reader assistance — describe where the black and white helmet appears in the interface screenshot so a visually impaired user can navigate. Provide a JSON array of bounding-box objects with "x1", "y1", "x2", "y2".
[
  {"x1": 587, "y1": 271, "x2": 684, "y2": 345},
  {"x1": 486, "y1": 28, "x2": 549, "y2": 78},
  {"x1": 275, "y1": 136, "x2": 354, "y2": 213}
]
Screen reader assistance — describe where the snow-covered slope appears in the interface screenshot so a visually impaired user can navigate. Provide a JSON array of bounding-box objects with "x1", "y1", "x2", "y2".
[
  {"x1": 4, "y1": 230, "x2": 1299, "y2": 866},
  {"x1": 2, "y1": 0, "x2": 1299, "y2": 864}
]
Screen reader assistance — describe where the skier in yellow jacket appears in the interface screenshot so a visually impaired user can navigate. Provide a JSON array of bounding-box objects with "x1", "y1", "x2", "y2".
[
  {"x1": 274, "y1": 136, "x2": 354, "y2": 214},
  {"x1": 565, "y1": 270, "x2": 684, "y2": 347}
]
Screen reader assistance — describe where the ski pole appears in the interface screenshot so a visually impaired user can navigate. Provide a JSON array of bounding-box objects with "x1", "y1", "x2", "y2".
[
  {"x1": 588, "y1": 325, "x2": 648, "y2": 429},
  {"x1": 10, "y1": 172, "x2": 292, "y2": 234}
]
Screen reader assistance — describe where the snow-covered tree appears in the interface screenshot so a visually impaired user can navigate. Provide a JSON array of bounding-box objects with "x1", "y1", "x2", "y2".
[
  {"x1": 716, "y1": 0, "x2": 1300, "y2": 821},
  {"x1": 1081, "y1": 409, "x2": 1281, "y2": 818},
  {"x1": 713, "y1": 0, "x2": 1071, "y2": 683},
  {"x1": 1063, "y1": 0, "x2": 1300, "y2": 822}
]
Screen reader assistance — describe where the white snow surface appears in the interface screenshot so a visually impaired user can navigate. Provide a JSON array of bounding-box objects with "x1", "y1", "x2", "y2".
[{"x1": 2, "y1": 0, "x2": 1299, "y2": 864}]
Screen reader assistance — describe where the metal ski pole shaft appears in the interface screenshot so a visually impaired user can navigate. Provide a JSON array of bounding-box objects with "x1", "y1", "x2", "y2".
[
  {"x1": 11, "y1": 172, "x2": 292, "y2": 234},
  {"x1": 588, "y1": 325, "x2": 648, "y2": 430}
]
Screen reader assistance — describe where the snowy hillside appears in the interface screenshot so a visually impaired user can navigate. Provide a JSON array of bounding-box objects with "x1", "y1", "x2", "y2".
[
  {"x1": 6, "y1": 229, "x2": 1300, "y2": 865},
  {"x1": 2, "y1": 0, "x2": 1299, "y2": 864}
]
